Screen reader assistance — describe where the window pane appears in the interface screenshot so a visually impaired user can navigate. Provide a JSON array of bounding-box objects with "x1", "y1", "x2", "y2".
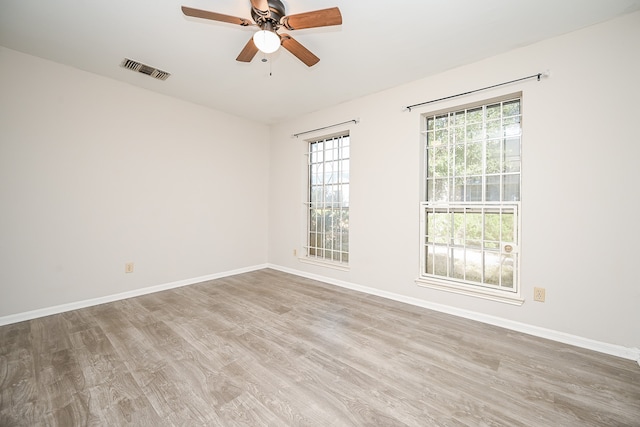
[
  {"x1": 452, "y1": 247, "x2": 465, "y2": 280},
  {"x1": 432, "y1": 178, "x2": 450, "y2": 202},
  {"x1": 501, "y1": 256, "x2": 514, "y2": 288},
  {"x1": 310, "y1": 186, "x2": 322, "y2": 203},
  {"x1": 435, "y1": 115, "x2": 448, "y2": 129},
  {"x1": 466, "y1": 176, "x2": 482, "y2": 201},
  {"x1": 325, "y1": 147, "x2": 335, "y2": 162},
  {"x1": 504, "y1": 117, "x2": 521, "y2": 137},
  {"x1": 466, "y1": 143, "x2": 483, "y2": 175},
  {"x1": 466, "y1": 123, "x2": 483, "y2": 141},
  {"x1": 502, "y1": 100, "x2": 520, "y2": 117},
  {"x1": 467, "y1": 107, "x2": 482, "y2": 123},
  {"x1": 426, "y1": 245, "x2": 434, "y2": 274},
  {"x1": 453, "y1": 126, "x2": 465, "y2": 143},
  {"x1": 486, "y1": 140, "x2": 501, "y2": 174},
  {"x1": 465, "y1": 212, "x2": 482, "y2": 245},
  {"x1": 341, "y1": 185, "x2": 350, "y2": 207},
  {"x1": 340, "y1": 230, "x2": 349, "y2": 251},
  {"x1": 311, "y1": 149, "x2": 322, "y2": 163},
  {"x1": 486, "y1": 119, "x2": 501, "y2": 139},
  {"x1": 503, "y1": 174, "x2": 520, "y2": 201},
  {"x1": 429, "y1": 212, "x2": 451, "y2": 244},
  {"x1": 426, "y1": 147, "x2": 435, "y2": 178},
  {"x1": 435, "y1": 129, "x2": 448, "y2": 145},
  {"x1": 486, "y1": 175, "x2": 500, "y2": 201},
  {"x1": 324, "y1": 161, "x2": 335, "y2": 183},
  {"x1": 504, "y1": 138, "x2": 520, "y2": 172},
  {"x1": 454, "y1": 145, "x2": 465, "y2": 177},
  {"x1": 434, "y1": 246, "x2": 448, "y2": 276},
  {"x1": 465, "y1": 249, "x2": 482, "y2": 282},
  {"x1": 425, "y1": 178, "x2": 433, "y2": 200},
  {"x1": 453, "y1": 213, "x2": 465, "y2": 246},
  {"x1": 485, "y1": 240, "x2": 500, "y2": 250},
  {"x1": 486, "y1": 103, "x2": 501, "y2": 120},
  {"x1": 484, "y1": 212, "x2": 501, "y2": 242},
  {"x1": 311, "y1": 171, "x2": 322, "y2": 186},
  {"x1": 434, "y1": 147, "x2": 449, "y2": 177},
  {"x1": 426, "y1": 130, "x2": 435, "y2": 147},
  {"x1": 341, "y1": 160, "x2": 349, "y2": 181},
  {"x1": 501, "y1": 212, "x2": 515, "y2": 242},
  {"x1": 485, "y1": 251, "x2": 500, "y2": 286},
  {"x1": 454, "y1": 178, "x2": 465, "y2": 201}
]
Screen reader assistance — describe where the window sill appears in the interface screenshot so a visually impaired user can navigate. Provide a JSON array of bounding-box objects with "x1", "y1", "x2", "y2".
[
  {"x1": 415, "y1": 277, "x2": 524, "y2": 306},
  {"x1": 299, "y1": 257, "x2": 350, "y2": 272}
]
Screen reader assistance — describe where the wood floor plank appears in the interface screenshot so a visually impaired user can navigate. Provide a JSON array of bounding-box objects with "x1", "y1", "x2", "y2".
[{"x1": 1, "y1": 268, "x2": 639, "y2": 426}]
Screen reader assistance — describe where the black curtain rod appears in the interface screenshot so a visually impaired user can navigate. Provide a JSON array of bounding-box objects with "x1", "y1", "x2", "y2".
[
  {"x1": 292, "y1": 118, "x2": 360, "y2": 138},
  {"x1": 403, "y1": 71, "x2": 549, "y2": 112}
]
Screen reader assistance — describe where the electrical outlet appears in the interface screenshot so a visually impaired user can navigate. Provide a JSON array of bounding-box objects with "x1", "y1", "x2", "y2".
[
  {"x1": 293, "y1": 249, "x2": 297, "y2": 257},
  {"x1": 534, "y1": 287, "x2": 545, "y2": 302},
  {"x1": 125, "y1": 262, "x2": 134, "y2": 273}
]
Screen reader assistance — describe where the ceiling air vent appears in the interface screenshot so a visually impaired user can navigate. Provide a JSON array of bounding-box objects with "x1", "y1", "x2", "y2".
[{"x1": 120, "y1": 58, "x2": 171, "y2": 81}]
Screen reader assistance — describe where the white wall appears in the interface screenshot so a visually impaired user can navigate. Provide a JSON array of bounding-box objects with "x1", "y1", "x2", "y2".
[
  {"x1": 0, "y1": 47, "x2": 269, "y2": 317},
  {"x1": 268, "y1": 11, "x2": 640, "y2": 351}
]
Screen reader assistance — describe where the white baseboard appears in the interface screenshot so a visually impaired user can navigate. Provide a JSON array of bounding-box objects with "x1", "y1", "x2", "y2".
[
  {"x1": 0, "y1": 264, "x2": 268, "y2": 327},
  {"x1": 3, "y1": 263, "x2": 638, "y2": 365},
  {"x1": 268, "y1": 264, "x2": 640, "y2": 363}
]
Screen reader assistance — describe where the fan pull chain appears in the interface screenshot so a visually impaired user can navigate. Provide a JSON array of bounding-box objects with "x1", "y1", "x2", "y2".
[
  {"x1": 259, "y1": 52, "x2": 273, "y2": 76},
  {"x1": 261, "y1": 53, "x2": 273, "y2": 76}
]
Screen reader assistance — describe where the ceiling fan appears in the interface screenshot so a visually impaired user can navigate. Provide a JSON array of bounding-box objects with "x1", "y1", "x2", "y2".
[{"x1": 181, "y1": 0, "x2": 342, "y2": 67}]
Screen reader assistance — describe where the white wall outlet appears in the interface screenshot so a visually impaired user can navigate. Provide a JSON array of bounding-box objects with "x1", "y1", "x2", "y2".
[
  {"x1": 534, "y1": 287, "x2": 545, "y2": 302},
  {"x1": 125, "y1": 262, "x2": 134, "y2": 273}
]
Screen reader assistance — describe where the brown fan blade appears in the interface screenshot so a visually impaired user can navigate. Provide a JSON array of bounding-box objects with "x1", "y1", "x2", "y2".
[
  {"x1": 281, "y1": 7, "x2": 342, "y2": 31},
  {"x1": 181, "y1": 6, "x2": 252, "y2": 26},
  {"x1": 236, "y1": 37, "x2": 259, "y2": 62},
  {"x1": 281, "y1": 34, "x2": 319, "y2": 67}
]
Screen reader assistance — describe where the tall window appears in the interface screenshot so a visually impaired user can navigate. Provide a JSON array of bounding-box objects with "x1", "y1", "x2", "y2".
[
  {"x1": 307, "y1": 134, "x2": 350, "y2": 264},
  {"x1": 418, "y1": 95, "x2": 522, "y2": 302}
]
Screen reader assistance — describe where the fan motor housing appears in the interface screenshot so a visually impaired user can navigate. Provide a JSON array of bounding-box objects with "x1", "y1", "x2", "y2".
[{"x1": 251, "y1": 0, "x2": 285, "y2": 28}]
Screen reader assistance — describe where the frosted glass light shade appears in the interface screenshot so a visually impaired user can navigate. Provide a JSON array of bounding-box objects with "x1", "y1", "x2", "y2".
[{"x1": 253, "y1": 30, "x2": 281, "y2": 54}]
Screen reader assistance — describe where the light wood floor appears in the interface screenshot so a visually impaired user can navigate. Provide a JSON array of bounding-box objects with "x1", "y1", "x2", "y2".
[{"x1": 1, "y1": 269, "x2": 638, "y2": 426}]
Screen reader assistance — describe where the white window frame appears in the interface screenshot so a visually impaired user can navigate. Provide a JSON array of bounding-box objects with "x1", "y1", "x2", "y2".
[
  {"x1": 416, "y1": 94, "x2": 524, "y2": 305},
  {"x1": 301, "y1": 132, "x2": 350, "y2": 270}
]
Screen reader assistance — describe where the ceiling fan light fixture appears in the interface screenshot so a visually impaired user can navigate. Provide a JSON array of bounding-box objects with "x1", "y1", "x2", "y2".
[{"x1": 253, "y1": 30, "x2": 281, "y2": 54}]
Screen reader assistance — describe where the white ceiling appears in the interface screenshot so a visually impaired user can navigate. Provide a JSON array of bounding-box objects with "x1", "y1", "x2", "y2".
[{"x1": 2, "y1": 0, "x2": 640, "y2": 124}]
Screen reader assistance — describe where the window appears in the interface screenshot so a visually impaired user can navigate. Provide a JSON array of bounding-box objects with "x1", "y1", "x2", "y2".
[
  {"x1": 417, "y1": 95, "x2": 523, "y2": 304},
  {"x1": 306, "y1": 133, "x2": 350, "y2": 266}
]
